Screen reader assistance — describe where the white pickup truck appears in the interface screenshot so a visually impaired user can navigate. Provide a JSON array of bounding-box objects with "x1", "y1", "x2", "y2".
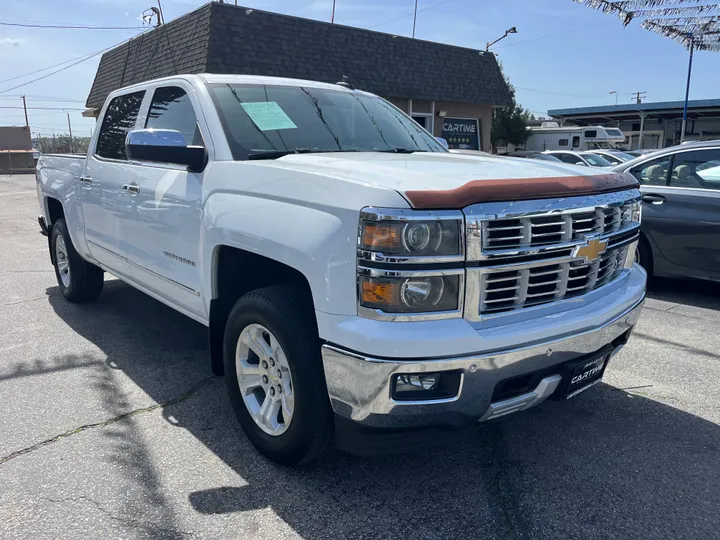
[{"x1": 37, "y1": 74, "x2": 646, "y2": 465}]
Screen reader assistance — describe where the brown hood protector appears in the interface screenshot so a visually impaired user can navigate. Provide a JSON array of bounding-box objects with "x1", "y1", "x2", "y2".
[{"x1": 404, "y1": 172, "x2": 640, "y2": 209}]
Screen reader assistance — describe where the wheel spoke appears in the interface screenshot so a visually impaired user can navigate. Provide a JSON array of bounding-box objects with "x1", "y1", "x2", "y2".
[
  {"x1": 57, "y1": 259, "x2": 69, "y2": 272},
  {"x1": 238, "y1": 373, "x2": 263, "y2": 396},
  {"x1": 257, "y1": 395, "x2": 281, "y2": 432},
  {"x1": 281, "y1": 391, "x2": 294, "y2": 422},
  {"x1": 243, "y1": 326, "x2": 274, "y2": 361}
]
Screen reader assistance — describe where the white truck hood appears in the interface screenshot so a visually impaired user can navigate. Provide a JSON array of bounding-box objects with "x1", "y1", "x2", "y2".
[{"x1": 260, "y1": 152, "x2": 637, "y2": 208}]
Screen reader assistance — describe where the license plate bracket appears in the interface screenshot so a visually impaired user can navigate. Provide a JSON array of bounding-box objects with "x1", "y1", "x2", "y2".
[{"x1": 557, "y1": 347, "x2": 613, "y2": 400}]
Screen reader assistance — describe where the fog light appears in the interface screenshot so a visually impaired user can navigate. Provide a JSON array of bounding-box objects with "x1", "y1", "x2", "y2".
[
  {"x1": 395, "y1": 374, "x2": 439, "y2": 392},
  {"x1": 391, "y1": 371, "x2": 462, "y2": 402}
]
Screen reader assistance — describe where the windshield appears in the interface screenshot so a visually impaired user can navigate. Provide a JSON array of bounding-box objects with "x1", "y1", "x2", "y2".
[
  {"x1": 209, "y1": 83, "x2": 446, "y2": 160},
  {"x1": 580, "y1": 153, "x2": 612, "y2": 167},
  {"x1": 611, "y1": 152, "x2": 635, "y2": 162}
]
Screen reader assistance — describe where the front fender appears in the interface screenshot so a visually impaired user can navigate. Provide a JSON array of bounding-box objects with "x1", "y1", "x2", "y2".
[{"x1": 201, "y1": 193, "x2": 359, "y2": 317}]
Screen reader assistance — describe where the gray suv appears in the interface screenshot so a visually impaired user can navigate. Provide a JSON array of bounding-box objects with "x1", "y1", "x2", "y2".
[{"x1": 611, "y1": 141, "x2": 720, "y2": 282}]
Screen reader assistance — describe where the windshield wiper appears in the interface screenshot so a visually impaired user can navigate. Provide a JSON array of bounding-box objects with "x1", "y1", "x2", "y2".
[
  {"x1": 374, "y1": 147, "x2": 420, "y2": 154},
  {"x1": 247, "y1": 149, "x2": 359, "y2": 160}
]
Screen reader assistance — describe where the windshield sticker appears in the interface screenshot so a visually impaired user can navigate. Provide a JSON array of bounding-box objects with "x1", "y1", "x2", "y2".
[{"x1": 240, "y1": 101, "x2": 297, "y2": 131}]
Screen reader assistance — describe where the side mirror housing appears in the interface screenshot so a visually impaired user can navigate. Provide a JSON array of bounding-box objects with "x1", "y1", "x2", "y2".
[
  {"x1": 435, "y1": 137, "x2": 449, "y2": 149},
  {"x1": 126, "y1": 129, "x2": 207, "y2": 172},
  {"x1": 575, "y1": 161, "x2": 587, "y2": 166}
]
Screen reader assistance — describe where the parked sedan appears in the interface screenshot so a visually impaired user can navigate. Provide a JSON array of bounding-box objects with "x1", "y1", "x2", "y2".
[
  {"x1": 543, "y1": 150, "x2": 613, "y2": 168},
  {"x1": 586, "y1": 149, "x2": 635, "y2": 164},
  {"x1": 611, "y1": 141, "x2": 720, "y2": 282}
]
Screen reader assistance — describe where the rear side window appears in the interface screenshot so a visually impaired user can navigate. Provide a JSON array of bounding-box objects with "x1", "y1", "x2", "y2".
[
  {"x1": 558, "y1": 138, "x2": 568, "y2": 147},
  {"x1": 584, "y1": 130, "x2": 597, "y2": 138},
  {"x1": 559, "y1": 153, "x2": 583, "y2": 165},
  {"x1": 145, "y1": 86, "x2": 204, "y2": 146},
  {"x1": 629, "y1": 156, "x2": 670, "y2": 185},
  {"x1": 95, "y1": 91, "x2": 145, "y2": 160},
  {"x1": 670, "y1": 149, "x2": 720, "y2": 190}
]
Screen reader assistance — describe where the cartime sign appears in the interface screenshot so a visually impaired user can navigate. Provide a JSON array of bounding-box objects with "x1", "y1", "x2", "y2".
[{"x1": 441, "y1": 118, "x2": 481, "y2": 150}]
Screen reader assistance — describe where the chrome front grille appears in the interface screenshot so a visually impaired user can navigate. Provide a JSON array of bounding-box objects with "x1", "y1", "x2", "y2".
[
  {"x1": 479, "y1": 245, "x2": 628, "y2": 314},
  {"x1": 464, "y1": 189, "x2": 641, "y2": 321},
  {"x1": 482, "y1": 202, "x2": 634, "y2": 252}
]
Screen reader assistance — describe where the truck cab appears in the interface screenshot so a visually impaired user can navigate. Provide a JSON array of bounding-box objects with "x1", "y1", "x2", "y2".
[{"x1": 37, "y1": 74, "x2": 646, "y2": 465}]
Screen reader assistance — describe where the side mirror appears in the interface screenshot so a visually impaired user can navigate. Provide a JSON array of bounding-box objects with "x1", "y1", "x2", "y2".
[
  {"x1": 575, "y1": 161, "x2": 587, "y2": 166},
  {"x1": 435, "y1": 137, "x2": 449, "y2": 149},
  {"x1": 126, "y1": 129, "x2": 207, "y2": 172}
]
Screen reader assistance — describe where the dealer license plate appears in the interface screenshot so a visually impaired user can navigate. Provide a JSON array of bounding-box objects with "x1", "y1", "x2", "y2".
[{"x1": 563, "y1": 354, "x2": 609, "y2": 400}]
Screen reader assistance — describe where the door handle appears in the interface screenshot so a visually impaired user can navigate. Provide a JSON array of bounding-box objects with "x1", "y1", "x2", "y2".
[
  {"x1": 122, "y1": 184, "x2": 140, "y2": 195},
  {"x1": 79, "y1": 176, "x2": 92, "y2": 184},
  {"x1": 642, "y1": 194, "x2": 665, "y2": 205}
]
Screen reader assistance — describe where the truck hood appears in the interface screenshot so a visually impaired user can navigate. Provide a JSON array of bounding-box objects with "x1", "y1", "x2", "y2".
[{"x1": 260, "y1": 152, "x2": 638, "y2": 208}]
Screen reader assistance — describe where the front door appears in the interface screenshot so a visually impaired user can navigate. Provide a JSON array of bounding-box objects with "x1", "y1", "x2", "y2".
[
  {"x1": 632, "y1": 148, "x2": 720, "y2": 274},
  {"x1": 79, "y1": 90, "x2": 145, "y2": 274},
  {"x1": 120, "y1": 83, "x2": 206, "y2": 318}
]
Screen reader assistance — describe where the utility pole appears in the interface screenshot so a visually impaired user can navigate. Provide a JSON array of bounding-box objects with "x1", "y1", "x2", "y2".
[
  {"x1": 412, "y1": 0, "x2": 418, "y2": 38},
  {"x1": 631, "y1": 91, "x2": 646, "y2": 104},
  {"x1": 331, "y1": 0, "x2": 336, "y2": 23},
  {"x1": 680, "y1": 36, "x2": 694, "y2": 143},
  {"x1": 67, "y1": 112, "x2": 74, "y2": 153},
  {"x1": 21, "y1": 95, "x2": 29, "y2": 127},
  {"x1": 156, "y1": 0, "x2": 165, "y2": 24}
]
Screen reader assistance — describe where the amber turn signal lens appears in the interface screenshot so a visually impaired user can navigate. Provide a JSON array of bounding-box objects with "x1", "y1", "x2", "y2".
[
  {"x1": 361, "y1": 279, "x2": 400, "y2": 307},
  {"x1": 361, "y1": 223, "x2": 402, "y2": 251}
]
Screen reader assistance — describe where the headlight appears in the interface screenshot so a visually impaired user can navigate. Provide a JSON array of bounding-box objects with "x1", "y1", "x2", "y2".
[
  {"x1": 359, "y1": 271, "x2": 462, "y2": 315},
  {"x1": 359, "y1": 209, "x2": 463, "y2": 259},
  {"x1": 357, "y1": 208, "x2": 465, "y2": 320}
]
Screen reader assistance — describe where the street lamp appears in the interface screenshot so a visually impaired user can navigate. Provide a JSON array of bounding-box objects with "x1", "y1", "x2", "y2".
[
  {"x1": 486, "y1": 27, "x2": 517, "y2": 51},
  {"x1": 609, "y1": 91, "x2": 618, "y2": 105}
]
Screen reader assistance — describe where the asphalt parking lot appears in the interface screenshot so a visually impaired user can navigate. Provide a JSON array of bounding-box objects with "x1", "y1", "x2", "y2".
[{"x1": 0, "y1": 173, "x2": 718, "y2": 540}]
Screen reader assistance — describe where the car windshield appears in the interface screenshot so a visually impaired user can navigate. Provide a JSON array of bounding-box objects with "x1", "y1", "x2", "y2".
[
  {"x1": 208, "y1": 83, "x2": 446, "y2": 160},
  {"x1": 580, "y1": 153, "x2": 612, "y2": 167},
  {"x1": 611, "y1": 152, "x2": 635, "y2": 162}
]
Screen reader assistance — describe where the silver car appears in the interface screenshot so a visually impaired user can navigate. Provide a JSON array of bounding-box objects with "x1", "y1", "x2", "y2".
[{"x1": 611, "y1": 141, "x2": 720, "y2": 282}]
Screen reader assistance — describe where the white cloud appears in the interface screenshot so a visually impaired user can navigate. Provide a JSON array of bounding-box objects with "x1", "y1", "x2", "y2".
[{"x1": 0, "y1": 38, "x2": 20, "y2": 47}]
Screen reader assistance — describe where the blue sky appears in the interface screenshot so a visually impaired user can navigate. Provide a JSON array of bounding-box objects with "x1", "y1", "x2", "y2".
[{"x1": 1, "y1": 0, "x2": 719, "y2": 137}]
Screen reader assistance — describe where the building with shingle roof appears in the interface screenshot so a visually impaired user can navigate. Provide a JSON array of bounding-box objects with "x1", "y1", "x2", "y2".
[{"x1": 86, "y1": 2, "x2": 512, "y2": 151}]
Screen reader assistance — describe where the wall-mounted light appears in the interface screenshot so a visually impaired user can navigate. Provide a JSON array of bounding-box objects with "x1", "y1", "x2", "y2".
[{"x1": 438, "y1": 110, "x2": 447, "y2": 117}]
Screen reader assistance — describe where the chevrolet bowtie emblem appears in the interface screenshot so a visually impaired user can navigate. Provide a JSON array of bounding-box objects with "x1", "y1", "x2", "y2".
[{"x1": 573, "y1": 238, "x2": 608, "y2": 262}]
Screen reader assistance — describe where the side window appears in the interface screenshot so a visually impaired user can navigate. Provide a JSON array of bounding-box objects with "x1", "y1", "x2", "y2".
[
  {"x1": 145, "y1": 86, "x2": 204, "y2": 146},
  {"x1": 96, "y1": 91, "x2": 145, "y2": 160},
  {"x1": 584, "y1": 130, "x2": 597, "y2": 138},
  {"x1": 558, "y1": 138, "x2": 569, "y2": 147},
  {"x1": 629, "y1": 156, "x2": 670, "y2": 185},
  {"x1": 572, "y1": 136, "x2": 580, "y2": 148},
  {"x1": 560, "y1": 153, "x2": 582, "y2": 165},
  {"x1": 669, "y1": 149, "x2": 720, "y2": 190}
]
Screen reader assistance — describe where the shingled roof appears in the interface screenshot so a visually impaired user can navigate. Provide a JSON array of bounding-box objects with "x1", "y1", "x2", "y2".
[{"x1": 86, "y1": 2, "x2": 513, "y2": 110}]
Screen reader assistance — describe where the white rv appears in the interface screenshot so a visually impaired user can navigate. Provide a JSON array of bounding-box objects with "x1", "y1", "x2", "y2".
[{"x1": 524, "y1": 122, "x2": 626, "y2": 152}]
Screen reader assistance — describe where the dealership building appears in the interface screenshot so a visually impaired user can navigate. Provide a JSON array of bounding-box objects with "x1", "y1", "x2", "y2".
[
  {"x1": 548, "y1": 99, "x2": 720, "y2": 150},
  {"x1": 85, "y1": 2, "x2": 512, "y2": 152}
]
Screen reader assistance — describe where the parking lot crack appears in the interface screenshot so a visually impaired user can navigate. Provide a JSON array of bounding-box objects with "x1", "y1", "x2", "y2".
[
  {"x1": 42, "y1": 495, "x2": 200, "y2": 539},
  {"x1": 0, "y1": 376, "x2": 214, "y2": 466}
]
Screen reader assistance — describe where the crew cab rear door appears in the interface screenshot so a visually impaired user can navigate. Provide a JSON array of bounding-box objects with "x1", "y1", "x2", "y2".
[{"x1": 80, "y1": 90, "x2": 145, "y2": 275}]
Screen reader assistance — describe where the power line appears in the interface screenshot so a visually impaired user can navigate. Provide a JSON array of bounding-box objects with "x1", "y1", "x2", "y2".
[
  {"x1": 0, "y1": 106, "x2": 85, "y2": 111},
  {"x1": 0, "y1": 47, "x2": 108, "y2": 86},
  {"x1": 0, "y1": 21, "x2": 145, "y2": 30},
  {"x1": 0, "y1": 95, "x2": 86, "y2": 103},
  {"x1": 493, "y1": 22, "x2": 615, "y2": 49},
  {"x1": 368, "y1": 0, "x2": 460, "y2": 30},
  {"x1": 0, "y1": 30, "x2": 148, "y2": 95},
  {"x1": 513, "y1": 86, "x2": 609, "y2": 99}
]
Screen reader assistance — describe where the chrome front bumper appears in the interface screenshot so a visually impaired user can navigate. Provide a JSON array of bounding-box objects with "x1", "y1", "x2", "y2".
[{"x1": 321, "y1": 297, "x2": 644, "y2": 428}]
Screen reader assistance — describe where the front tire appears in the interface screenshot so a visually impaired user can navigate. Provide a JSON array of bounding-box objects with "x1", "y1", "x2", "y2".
[
  {"x1": 51, "y1": 218, "x2": 104, "y2": 302},
  {"x1": 223, "y1": 286, "x2": 333, "y2": 465}
]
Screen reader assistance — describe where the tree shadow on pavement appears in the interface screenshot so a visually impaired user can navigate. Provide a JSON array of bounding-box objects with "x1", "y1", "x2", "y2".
[{"x1": 46, "y1": 282, "x2": 720, "y2": 540}]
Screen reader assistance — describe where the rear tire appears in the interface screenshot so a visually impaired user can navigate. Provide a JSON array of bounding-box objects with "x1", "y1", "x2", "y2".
[
  {"x1": 223, "y1": 285, "x2": 333, "y2": 465},
  {"x1": 51, "y1": 218, "x2": 104, "y2": 303}
]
